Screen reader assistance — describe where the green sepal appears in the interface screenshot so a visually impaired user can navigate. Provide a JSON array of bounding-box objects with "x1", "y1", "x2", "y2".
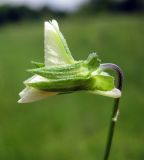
[
  {"x1": 28, "y1": 61, "x2": 90, "y2": 80},
  {"x1": 25, "y1": 77, "x2": 90, "y2": 92},
  {"x1": 31, "y1": 61, "x2": 45, "y2": 68},
  {"x1": 85, "y1": 53, "x2": 101, "y2": 72}
]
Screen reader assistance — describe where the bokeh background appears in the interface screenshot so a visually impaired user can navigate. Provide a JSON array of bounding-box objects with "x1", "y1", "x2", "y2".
[{"x1": 0, "y1": 0, "x2": 144, "y2": 160}]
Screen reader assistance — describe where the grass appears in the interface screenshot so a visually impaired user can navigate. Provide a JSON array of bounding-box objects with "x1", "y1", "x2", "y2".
[{"x1": 0, "y1": 15, "x2": 144, "y2": 160}]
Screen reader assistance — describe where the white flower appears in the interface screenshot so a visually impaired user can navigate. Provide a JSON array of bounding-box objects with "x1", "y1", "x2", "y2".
[{"x1": 18, "y1": 19, "x2": 121, "y2": 103}]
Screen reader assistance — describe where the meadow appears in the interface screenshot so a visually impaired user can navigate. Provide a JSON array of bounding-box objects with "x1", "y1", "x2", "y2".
[{"x1": 0, "y1": 15, "x2": 144, "y2": 160}]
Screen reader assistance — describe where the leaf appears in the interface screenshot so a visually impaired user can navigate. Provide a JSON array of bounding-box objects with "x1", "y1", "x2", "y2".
[{"x1": 44, "y1": 20, "x2": 75, "y2": 66}]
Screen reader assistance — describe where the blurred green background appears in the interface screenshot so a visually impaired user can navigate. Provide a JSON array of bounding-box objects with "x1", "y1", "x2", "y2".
[{"x1": 0, "y1": 0, "x2": 144, "y2": 160}]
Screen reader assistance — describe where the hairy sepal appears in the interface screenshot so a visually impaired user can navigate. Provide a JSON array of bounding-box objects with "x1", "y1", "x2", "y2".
[
  {"x1": 27, "y1": 61, "x2": 90, "y2": 80},
  {"x1": 85, "y1": 53, "x2": 101, "y2": 72}
]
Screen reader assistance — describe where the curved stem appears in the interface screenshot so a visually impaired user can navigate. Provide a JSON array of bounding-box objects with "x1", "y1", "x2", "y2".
[{"x1": 100, "y1": 63, "x2": 124, "y2": 160}]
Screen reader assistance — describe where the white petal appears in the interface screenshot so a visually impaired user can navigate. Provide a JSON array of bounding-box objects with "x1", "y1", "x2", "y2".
[
  {"x1": 89, "y1": 88, "x2": 121, "y2": 98},
  {"x1": 51, "y1": 19, "x2": 59, "y2": 30},
  {"x1": 24, "y1": 75, "x2": 48, "y2": 84},
  {"x1": 18, "y1": 75, "x2": 57, "y2": 103},
  {"x1": 45, "y1": 21, "x2": 56, "y2": 33},
  {"x1": 44, "y1": 20, "x2": 74, "y2": 67},
  {"x1": 18, "y1": 87, "x2": 57, "y2": 103}
]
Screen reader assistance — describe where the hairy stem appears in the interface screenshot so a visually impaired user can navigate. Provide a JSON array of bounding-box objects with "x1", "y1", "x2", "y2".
[{"x1": 100, "y1": 63, "x2": 124, "y2": 160}]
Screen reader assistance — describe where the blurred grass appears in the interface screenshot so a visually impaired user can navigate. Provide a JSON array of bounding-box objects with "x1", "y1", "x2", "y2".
[{"x1": 0, "y1": 15, "x2": 144, "y2": 160}]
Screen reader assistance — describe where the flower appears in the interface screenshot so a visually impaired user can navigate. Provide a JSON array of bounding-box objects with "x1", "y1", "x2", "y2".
[{"x1": 18, "y1": 20, "x2": 121, "y2": 103}]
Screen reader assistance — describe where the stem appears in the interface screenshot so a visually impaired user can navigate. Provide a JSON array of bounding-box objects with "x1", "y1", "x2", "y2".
[{"x1": 100, "y1": 63, "x2": 124, "y2": 160}]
